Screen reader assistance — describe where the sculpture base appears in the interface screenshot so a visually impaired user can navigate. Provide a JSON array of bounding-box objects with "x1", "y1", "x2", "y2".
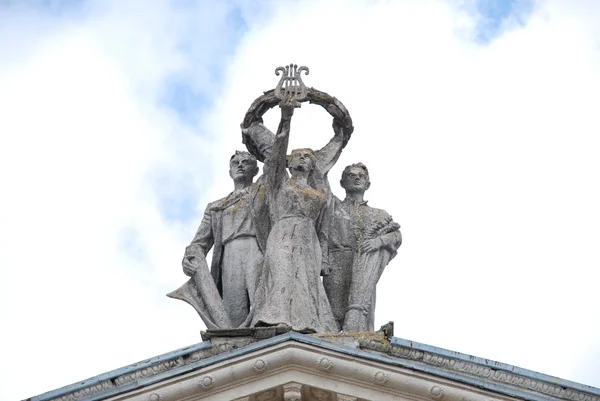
[
  {"x1": 201, "y1": 326, "x2": 294, "y2": 341},
  {"x1": 201, "y1": 321, "x2": 394, "y2": 346}
]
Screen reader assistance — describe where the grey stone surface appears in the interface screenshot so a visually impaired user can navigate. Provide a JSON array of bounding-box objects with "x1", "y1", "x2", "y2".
[
  {"x1": 250, "y1": 103, "x2": 338, "y2": 333},
  {"x1": 27, "y1": 332, "x2": 600, "y2": 401},
  {"x1": 236, "y1": 66, "x2": 354, "y2": 333},
  {"x1": 170, "y1": 64, "x2": 403, "y2": 334},
  {"x1": 240, "y1": 87, "x2": 353, "y2": 163},
  {"x1": 323, "y1": 163, "x2": 402, "y2": 332},
  {"x1": 168, "y1": 151, "x2": 266, "y2": 329}
]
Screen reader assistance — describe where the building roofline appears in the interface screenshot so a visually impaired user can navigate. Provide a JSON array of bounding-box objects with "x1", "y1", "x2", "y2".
[
  {"x1": 390, "y1": 337, "x2": 600, "y2": 395},
  {"x1": 27, "y1": 333, "x2": 600, "y2": 401}
]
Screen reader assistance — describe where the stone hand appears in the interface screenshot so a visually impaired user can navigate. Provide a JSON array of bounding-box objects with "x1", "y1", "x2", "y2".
[
  {"x1": 182, "y1": 257, "x2": 198, "y2": 277},
  {"x1": 280, "y1": 101, "x2": 295, "y2": 119},
  {"x1": 359, "y1": 238, "x2": 381, "y2": 254}
]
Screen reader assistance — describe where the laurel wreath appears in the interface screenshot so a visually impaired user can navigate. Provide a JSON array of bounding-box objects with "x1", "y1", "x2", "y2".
[{"x1": 240, "y1": 88, "x2": 354, "y2": 162}]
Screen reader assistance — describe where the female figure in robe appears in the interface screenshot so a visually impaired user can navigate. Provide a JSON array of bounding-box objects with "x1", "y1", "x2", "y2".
[{"x1": 251, "y1": 103, "x2": 337, "y2": 333}]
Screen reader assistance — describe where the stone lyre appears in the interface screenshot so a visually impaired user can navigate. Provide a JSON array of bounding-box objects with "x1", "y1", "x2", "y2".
[{"x1": 274, "y1": 63, "x2": 309, "y2": 107}]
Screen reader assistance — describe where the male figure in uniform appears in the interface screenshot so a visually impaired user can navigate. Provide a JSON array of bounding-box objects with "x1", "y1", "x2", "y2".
[
  {"x1": 324, "y1": 163, "x2": 402, "y2": 331},
  {"x1": 182, "y1": 151, "x2": 266, "y2": 327}
]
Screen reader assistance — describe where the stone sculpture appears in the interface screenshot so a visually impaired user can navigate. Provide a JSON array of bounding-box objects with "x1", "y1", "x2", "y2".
[
  {"x1": 249, "y1": 101, "x2": 337, "y2": 332},
  {"x1": 323, "y1": 163, "x2": 402, "y2": 332},
  {"x1": 169, "y1": 64, "x2": 401, "y2": 334},
  {"x1": 167, "y1": 151, "x2": 268, "y2": 329}
]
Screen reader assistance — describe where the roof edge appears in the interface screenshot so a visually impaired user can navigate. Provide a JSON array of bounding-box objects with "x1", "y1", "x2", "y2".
[{"x1": 26, "y1": 332, "x2": 600, "y2": 401}]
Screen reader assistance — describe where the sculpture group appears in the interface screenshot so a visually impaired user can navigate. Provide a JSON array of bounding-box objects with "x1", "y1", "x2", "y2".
[{"x1": 168, "y1": 65, "x2": 402, "y2": 333}]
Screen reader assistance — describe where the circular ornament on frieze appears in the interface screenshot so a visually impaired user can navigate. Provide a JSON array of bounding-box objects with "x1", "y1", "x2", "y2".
[
  {"x1": 316, "y1": 357, "x2": 334, "y2": 371},
  {"x1": 373, "y1": 371, "x2": 388, "y2": 385},
  {"x1": 147, "y1": 393, "x2": 161, "y2": 401},
  {"x1": 199, "y1": 375, "x2": 214, "y2": 389},
  {"x1": 252, "y1": 358, "x2": 268, "y2": 373},
  {"x1": 429, "y1": 385, "x2": 444, "y2": 399}
]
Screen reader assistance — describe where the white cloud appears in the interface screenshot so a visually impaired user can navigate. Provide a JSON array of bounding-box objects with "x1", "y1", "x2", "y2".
[
  {"x1": 207, "y1": 0, "x2": 600, "y2": 387},
  {"x1": 0, "y1": 0, "x2": 598, "y2": 399},
  {"x1": 0, "y1": 1, "x2": 244, "y2": 399}
]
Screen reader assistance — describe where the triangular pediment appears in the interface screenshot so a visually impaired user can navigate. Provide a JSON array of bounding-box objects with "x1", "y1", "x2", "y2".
[
  {"x1": 30, "y1": 333, "x2": 600, "y2": 401},
  {"x1": 101, "y1": 340, "x2": 520, "y2": 401}
]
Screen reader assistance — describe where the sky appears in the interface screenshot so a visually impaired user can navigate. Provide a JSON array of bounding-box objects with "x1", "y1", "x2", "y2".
[{"x1": 1, "y1": 0, "x2": 599, "y2": 399}]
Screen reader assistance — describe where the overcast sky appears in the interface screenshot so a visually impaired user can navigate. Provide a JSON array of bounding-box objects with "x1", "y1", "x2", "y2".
[{"x1": 1, "y1": 1, "x2": 599, "y2": 400}]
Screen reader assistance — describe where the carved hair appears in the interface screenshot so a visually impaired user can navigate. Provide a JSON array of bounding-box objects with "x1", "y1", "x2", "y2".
[
  {"x1": 341, "y1": 162, "x2": 370, "y2": 185},
  {"x1": 287, "y1": 148, "x2": 316, "y2": 168},
  {"x1": 230, "y1": 150, "x2": 258, "y2": 168}
]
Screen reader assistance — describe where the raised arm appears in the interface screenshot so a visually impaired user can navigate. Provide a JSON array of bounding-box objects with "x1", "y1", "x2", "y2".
[
  {"x1": 264, "y1": 104, "x2": 294, "y2": 192},
  {"x1": 241, "y1": 122, "x2": 275, "y2": 162},
  {"x1": 315, "y1": 120, "x2": 345, "y2": 176}
]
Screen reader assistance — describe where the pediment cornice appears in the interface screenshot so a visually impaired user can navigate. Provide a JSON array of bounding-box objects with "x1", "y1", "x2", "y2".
[
  {"x1": 106, "y1": 340, "x2": 515, "y2": 401},
  {"x1": 29, "y1": 333, "x2": 600, "y2": 401}
]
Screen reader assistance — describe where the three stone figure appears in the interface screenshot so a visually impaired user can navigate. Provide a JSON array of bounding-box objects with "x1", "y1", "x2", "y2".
[{"x1": 169, "y1": 64, "x2": 401, "y2": 333}]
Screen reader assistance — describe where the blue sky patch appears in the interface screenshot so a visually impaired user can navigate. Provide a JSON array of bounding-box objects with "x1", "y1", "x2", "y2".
[
  {"x1": 161, "y1": 76, "x2": 212, "y2": 125},
  {"x1": 158, "y1": 3, "x2": 249, "y2": 126},
  {"x1": 475, "y1": 0, "x2": 534, "y2": 43}
]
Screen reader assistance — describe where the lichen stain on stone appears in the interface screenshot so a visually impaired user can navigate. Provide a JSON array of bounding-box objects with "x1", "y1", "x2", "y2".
[
  {"x1": 289, "y1": 178, "x2": 324, "y2": 198},
  {"x1": 231, "y1": 198, "x2": 245, "y2": 213}
]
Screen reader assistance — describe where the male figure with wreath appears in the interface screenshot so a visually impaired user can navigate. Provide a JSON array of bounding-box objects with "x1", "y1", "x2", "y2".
[{"x1": 323, "y1": 163, "x2": 402, "y2": 331}]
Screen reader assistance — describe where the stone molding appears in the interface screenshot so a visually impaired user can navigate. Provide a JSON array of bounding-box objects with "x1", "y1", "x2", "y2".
[
  {"x1": 34, "y1": 341, "x2": 223, "y2": 401},
  {"x1": 98, "y1": 341, "x2": 512, "y2": 401},
  {"x1": 28, "y1": 333, "x2": 600, "y2": 401},
  {"x1": 358, "y1": 338, "x2": 600, "y2": 401}
]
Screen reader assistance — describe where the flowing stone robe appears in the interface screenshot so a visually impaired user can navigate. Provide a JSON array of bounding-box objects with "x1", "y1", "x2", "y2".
[
  {"x1": 168, "y1": 182, "x2": 270, "y2": 329},
  {"x1": 250, "y1": 119, "x2": 338, "y2": 333},
  {"x1": 187, "y1": 187, "x2": 268, "y2": 326},
  {"x1": 324, "y1": 196, "x2": 402, "y2": 331},
  {"x1": 169, "y1": 120, "x2": 344, "y2": 330}
]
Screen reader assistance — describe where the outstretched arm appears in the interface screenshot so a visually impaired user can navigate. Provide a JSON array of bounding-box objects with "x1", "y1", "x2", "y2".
[{"x1": 264, "y1": 104, "x2": 294, "y2": 192}]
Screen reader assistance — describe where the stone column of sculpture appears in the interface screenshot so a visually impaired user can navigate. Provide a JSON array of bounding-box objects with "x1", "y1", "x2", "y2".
[
  {"x1": 323, "y1": 163, "x2": 402, "y2": 331},
  {"x1": 168, "y1": 151, "x2": 265, "y2": 328}
]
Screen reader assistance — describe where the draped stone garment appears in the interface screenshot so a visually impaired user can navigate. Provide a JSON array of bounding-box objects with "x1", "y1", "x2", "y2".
[
  {"x1": 168, "y1": 183, "x2": 270, "y2": 329},
  {"x1": 323, "y1": 194, "x2": 402, "y2": 331},
  {"x1": 251, "y1": 116, "x2": 337, "y2": 333}
]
